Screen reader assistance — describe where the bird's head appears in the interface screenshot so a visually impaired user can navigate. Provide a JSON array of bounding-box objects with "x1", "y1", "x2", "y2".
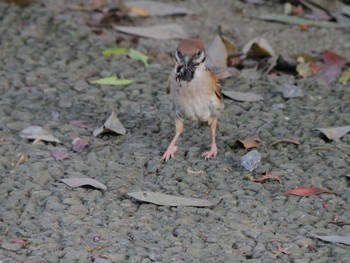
[{"x1": 175, "y1": 38, "x2": 206, "y2": 82}]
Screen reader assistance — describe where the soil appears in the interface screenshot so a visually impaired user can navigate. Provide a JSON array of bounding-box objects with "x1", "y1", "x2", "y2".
[{"x1": 1, "y1": 0, "x2": 350, "y2": 262}]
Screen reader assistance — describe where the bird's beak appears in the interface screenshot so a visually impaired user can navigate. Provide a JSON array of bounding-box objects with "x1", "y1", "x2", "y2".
[{"x1": 183, "y1": 55, "x2": 191, "y2": 68}]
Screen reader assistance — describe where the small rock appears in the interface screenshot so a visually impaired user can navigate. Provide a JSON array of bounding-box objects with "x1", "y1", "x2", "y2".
[{"x1": 240, "y1": 150, "x2": 261, "y2": 172}]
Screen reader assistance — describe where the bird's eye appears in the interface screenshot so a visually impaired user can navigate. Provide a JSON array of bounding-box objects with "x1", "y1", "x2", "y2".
[{"x1": 196, "y1": 51, "x2": 202, "y2": 57}]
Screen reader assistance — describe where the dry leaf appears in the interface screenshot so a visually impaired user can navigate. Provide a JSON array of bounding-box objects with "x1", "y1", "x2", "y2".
[
  {"x1": 114, "y1": 24, "x2": 188, "y2": 40},
  {"x1": 127, "y1": 191, "x2": 214, "y2": 207},
  {"x1": 125, "y1": 1, "x2": 194, "y2": 16},
  {"x1": 93, "y1": 111, "x2": 126, "y2": 137},
  {"x1": 237, "y1": 137, "x2": 260, "y2": 149},
  {"x1": 312, "y1": 234, "x2": 350, "y2": 246},
  {"x1": 284, "y1": 187, "x2": 333, "y2": 197},
  {"x1": 222, "y1": 91, "x2": 264, "y2": 102},
  {"x1": 72, "y1": 137, "x2": 89, "y2": 153},
  {"x1": 10, "y1": 239, "x2": 30, "y2": 246},
  {"x1": 127, "y1": 6, "x2": 150, "y2": 17},
  {"x1": 206, "y1": 35, "x2": 228, "y2": 71},
  {"x1": 316, "y1": 126, "x2": 350, "y2": 140},
  {"x1": 15, "y1": 154, "x2": 28, "y2": 166},
  {"x1": 296, "y1": 62, "x2": 313, "y2": 79},
  {"x1": 60, "y1": 178, "x2": 107, "y2": 190},
  {"x1": 242, "y1": 37, "x2": 276, "y2": 59},
  {"x1": 70, "y1": 120, "x2": 93, "y2": 129},
  {"x1": 258, "y1": 14, "x2": 341, "y2": 28},
  {"x1": 314, "y1": 50, "x2": 348, "y2": 84},
  {"x1": 281, "y1": 84, "x2": 304, "y2": 98},
  {"x1": 269, "y1": 138, "x2": 301, "y2": 147},
  {"x1": 249, "y1": 173, "x2": 283, "y2": 184},
  {"x1": 19, "y1": 126, "x2": 61, "y2": 143},
  {"x1": 214, "y1": 67, "x2": 240, "y2": 80},
  {"x1": 273, "y1": 241, "x2": 290, "y2": 257},
  {"x1": 51, "y1": 150, "x2": 70, "y2": 161}
]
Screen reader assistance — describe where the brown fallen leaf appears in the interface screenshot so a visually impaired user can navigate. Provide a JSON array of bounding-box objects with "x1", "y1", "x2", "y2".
[
  {"x1": 70, "y1": 120, "x2": 93, "y2": 129},
  {"x1": 125, "y1": 1, "x2": 194, "y2": 16},
  {"x1": 114, "y1": 24, "x2": 188, "y2": 40},
  {"x1": 60, "y1": 178, "x2": 107, "y2": 190},
  {"x1": 127, "y1": 191, "x2": 215, "y2": 207},
  {"x1": 316, "y1": 126, "x2": 350, "y2": 140},
  {"x1": 269, "y1": 138, "x2": 302, "y2": 147},
  {"x1": 51, "y1": 150, "x2": 70, "y2": 161},
  {"x1": 15, "y1": 154, "x2": 28, "y2": 166},
  {"x1": 242, "y1": 36, "x2": 276, "y2": 59},
  {"x1": 127, "y1": 6, "x2": 150, "y2": 17},
  {"x1": 284, "y1": 187, "x2": 334, "y2": 197},
  {"x1": 93, "y1": 111, "x2": 126, "y2": 137},
  {"x1": 249, "y1": 173, "x2": 283, "y2": 184},
  {"x1": 236, "y1": 137, "x2": 260, "y2": 150},
  {"x1": 222, "y1": 91, "x2": 264, "y2": 102},
  {"x1": 19, "y1": 126, "x2": 61, "y2": 144},
  {"x1": 72, "y1": 137, "x2": 89, "y2": 153},
  {"x1": 273, "y1": 241, "x2": 290, "y2": 257}
]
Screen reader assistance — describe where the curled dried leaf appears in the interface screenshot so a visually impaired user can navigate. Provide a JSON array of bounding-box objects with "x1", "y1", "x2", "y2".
[
  {"x1": 284, "y1": 187, "x2": 334, "y2": 197},
  {"x1": 249, "y1": 173, "x2": 283, "y2": 184},
  {"x1": 269, "y1": 138, "x2": 301, "y2": 147}
]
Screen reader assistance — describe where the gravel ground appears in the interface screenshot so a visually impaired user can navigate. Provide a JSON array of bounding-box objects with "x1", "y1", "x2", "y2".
[{"x1": 1, "y1": 0, "x2": 350, "y2": 262}]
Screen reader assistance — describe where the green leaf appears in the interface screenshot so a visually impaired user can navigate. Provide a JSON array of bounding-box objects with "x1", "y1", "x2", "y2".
[
  {"x1": 128, "y1": 48, "x2": 149, "y2": 67},
  {"x1": 102, "y1": 47, "x2": 129, "y2": 57},
  {"x1": 338, "y1": 68, "x2": 350, "y2": 85},
  {"x1": 90, "y1": 76, "x2": 133, "y2": 86},
  {"x1": 259, "y1": 14, "x2": 343, "y2": 28}
]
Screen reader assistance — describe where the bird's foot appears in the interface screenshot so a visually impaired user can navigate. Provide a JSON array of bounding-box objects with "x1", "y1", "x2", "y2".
[
  {"x1": 202, "y1": 144, "x2": 217, "y2": 160},
  {"x1": 161, "y1": 145, "x2": 178, "y2": 161}
]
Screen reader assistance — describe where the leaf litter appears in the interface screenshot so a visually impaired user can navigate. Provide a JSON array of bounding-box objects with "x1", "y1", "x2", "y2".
[
  {"x1": 248, "y1": 173, "x2": 283, "y2": 184},
  {"x1": 311, "y1": 234, "x2": 350, "y2": 246},
  {"x1": 19, "y1": 126, "x2": 61, "y2": 144},
  {"x1": 114, "y1": 24, "x2": 188, "y2": 40},
  {"x1": 269, "y1": 138, "x2": 302, "y2": 147},
  {"x1": 93, "y1": 111, "x2": 126, "y2": 137},
  {"x1": 72, "y1": 137, "x2": 89, "y2": 153},
  {"x1": 89, "y1": 76, "x2": 133, "y2": 86},
  {"x1": 316, "y1": 126, "x2": 350, "y2": 140},
  {"x1": 127, "y1": 191, "x2": 215, "y2": 207},
  {"x1": 125, "y1": 1, "x2": 194, "y2": 17},
  {"x1": 284, "y1": 187, "x2": 334, "y2": 197},
  {"x1": 60, "y1": 178, "x2": 107, "y2": 190}
]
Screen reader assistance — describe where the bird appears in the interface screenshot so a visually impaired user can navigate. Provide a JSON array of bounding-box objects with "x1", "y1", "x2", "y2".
[{"x1": 161, "y1": 38, "x2": 224, "y2": 161}]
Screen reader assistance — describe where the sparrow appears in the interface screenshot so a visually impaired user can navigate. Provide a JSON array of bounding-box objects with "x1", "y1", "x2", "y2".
[{"x1": 161, "y1": 38, "x2": 224, "y2": 161}]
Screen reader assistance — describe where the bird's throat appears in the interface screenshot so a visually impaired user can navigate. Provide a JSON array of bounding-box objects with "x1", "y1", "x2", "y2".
[{"x1": 176, "y1": 65, "x2": 196, "y2": 82}]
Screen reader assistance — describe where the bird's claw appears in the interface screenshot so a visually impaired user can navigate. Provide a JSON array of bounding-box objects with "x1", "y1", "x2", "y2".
[
  {"x1": 161, "y1": 145, "x2": 178, "y2": 161},
  {"x1": 202, "y1": 145, "x2": 217, "y2": 160}
]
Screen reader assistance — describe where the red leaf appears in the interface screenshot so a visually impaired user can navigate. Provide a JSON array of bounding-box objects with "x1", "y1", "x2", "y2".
[
  {"x1": 10, "y1": 239, "x2": 30, "y2": 246},
  {"x1": 69, "y1": 120, "x2": 93, "y2": 129},
  {"x1": 251, "y1": 173, "x2": 283, "y2": 184},
  {"x1": 314, "y1": 50, "x2": 348, "y2": 84},
  {"x1": 323, "y1": 50, "x2": 348, "y2": 67},
  {"x1": 51, "y1": 150, "x2": 70, "y2": 161},
  {"x1": 284, "y1": 187, "x2": 333, "y2": 197},
  {"x1": 72, "y1": 137, "x2": 89, "y2": 153}
]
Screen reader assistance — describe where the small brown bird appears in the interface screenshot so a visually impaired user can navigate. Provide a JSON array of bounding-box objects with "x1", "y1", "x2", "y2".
[{"x1": 162, "y1": 38, "x2": 224, "y2": 161}]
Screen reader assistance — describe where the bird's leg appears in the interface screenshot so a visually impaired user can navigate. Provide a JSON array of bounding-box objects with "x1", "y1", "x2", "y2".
[
  {"x1": 202, "y1": 118, "x2": 218, "y2": 159},
  {"x1": 161, "y1": 118, "x2": 184, "y2": 161}
]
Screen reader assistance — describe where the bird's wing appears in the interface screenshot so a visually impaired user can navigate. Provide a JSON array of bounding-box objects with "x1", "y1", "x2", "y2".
[{"x1": 211, "y1": 72, "x2": 223, "y2": 101}]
